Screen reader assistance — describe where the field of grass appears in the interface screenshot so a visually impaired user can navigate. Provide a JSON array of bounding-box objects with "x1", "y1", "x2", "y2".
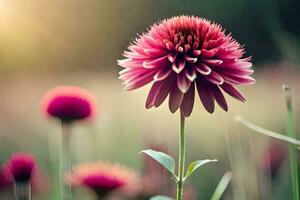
[{"x1": 0, "y1": 65, "x2": 299, "y2": 199}]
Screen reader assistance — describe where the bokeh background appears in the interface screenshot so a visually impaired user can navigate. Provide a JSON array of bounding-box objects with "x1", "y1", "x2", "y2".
[{"x1": 1, "y1": 0, "x2": 300, "y2": 199}]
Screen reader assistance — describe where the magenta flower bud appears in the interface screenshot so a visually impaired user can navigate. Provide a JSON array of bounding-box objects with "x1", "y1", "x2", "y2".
[
  {"x1": 42, "y1": 86, "x2": 98, "y2": 124},
  {"x1": 5, "y1": 153, "x2": 37, "y2": 183},
  {"x1": 118, "y1": 16, "x2": 255, "y2": 117}
]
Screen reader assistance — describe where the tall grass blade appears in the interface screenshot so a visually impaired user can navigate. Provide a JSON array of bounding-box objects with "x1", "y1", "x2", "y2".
[
  {"x1": 235, "y1": 115, "x2": 300, "y2": 147},
  {"x1": 283, "y1": 84, "x2": 299, "y2": 200},
  {"x1": 211, "y1": 171, "x2": 232, "y2": 200}
]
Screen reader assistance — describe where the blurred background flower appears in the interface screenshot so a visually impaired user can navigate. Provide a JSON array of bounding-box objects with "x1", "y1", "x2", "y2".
[
  {"x1": 42, "y1": 86, "x2": 98, "y2": 124},
  {"x1": 67, "y1": 161, "x2": 140, "y2": 199},
  {"x1": 5, "y1": 152, "x2": 36, "y2": 183},
  {"x1": 42, "y1": 86, "x2": 98, "y2": 200},
  {"x1": 0, "y1": 167, "x2": 13, "y2": 191},
  {"x1": 0, "y1": 152, "x2": 50, "y2": 199},
  {"x1": 260, "y1": 142, "x2": 287, "y2": 178}
]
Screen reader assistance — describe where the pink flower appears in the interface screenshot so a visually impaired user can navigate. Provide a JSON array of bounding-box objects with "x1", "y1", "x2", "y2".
[
  {"x1": 66, "y1": 162, "x2": 140, "y2": 198},
  {"x1": 118, "y1": 16, "x2": 255, "y2": 116},
  {"x1": 261, "y1": 143, "x2": 286, "y2": 177},
  {"x1": 5, "y1": 153, "x2": 37, "y2": 183},
  {"x1": 42, "y1": 86, "x2": 98, "y2": 123},
  {"x1": 0, "y1": 167, "x2": 13, "y2": 190}
]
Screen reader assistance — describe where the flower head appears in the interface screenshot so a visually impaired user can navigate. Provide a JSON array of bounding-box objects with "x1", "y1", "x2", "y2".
[
  {"x1": 42, "y1": 86, "x2": 97, "y2": 123},
  {"x1": 118, "y1": 16, "x2": 255, "y2": 116},
  {"x1": 5, "y1": 153, "x2": 37, "y2": 183},
  {"x1": 0, "y1": 167, "x2": 13, "y2": 190},
  {"x1": 66, "y1": 161, "x2": 140, "y2": 198}
]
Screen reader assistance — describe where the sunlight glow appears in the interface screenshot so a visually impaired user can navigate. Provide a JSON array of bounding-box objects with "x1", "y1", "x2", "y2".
[{"x1": 0, "y1": 0, "x2": 7, "y2": 7}]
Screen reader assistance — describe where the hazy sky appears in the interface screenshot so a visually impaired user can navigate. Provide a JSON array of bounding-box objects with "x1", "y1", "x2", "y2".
[{"x1": 0, "y1": 0, "x2": 288, "y2": 72}]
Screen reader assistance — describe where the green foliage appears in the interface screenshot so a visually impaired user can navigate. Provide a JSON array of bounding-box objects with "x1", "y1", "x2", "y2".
[
  {"x1": 141, "y1": 149, "x2": 177, "y2": 179},
  {"x1": 185, "y1": 159, "x2": 218, "y2": 179}
]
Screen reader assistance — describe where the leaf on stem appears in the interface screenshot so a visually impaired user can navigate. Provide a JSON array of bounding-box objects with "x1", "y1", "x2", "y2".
[
  {"x1": 141, "y1": 149, "x2": 177, "y2": 179},
  {"x1": 185, "y1": 159, "x2": 217, "y2": 179}
]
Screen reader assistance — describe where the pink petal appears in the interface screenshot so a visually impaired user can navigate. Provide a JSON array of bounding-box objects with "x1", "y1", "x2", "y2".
[
  {"x1": 185, "y1": 56, "x2": 197, "y2": 63},
  {"x1": 124, "y1": 70, "x2": 156, "y2": 91},
  {"x1": 195, "y1": 63, "x2": 211, "y2": 75},
  {"x1": 184, "y1": 68, "x2": 197, "y2": 82},
  {"x1": 232, "y1": 61, "x2": 252, "y2": 68},
  {"x1": 172, "y1": 60, "x2": 185, "y2": 74},
  {"x1": 122, "y1": 68, "x2": 155, "y2": 84},
  {"x1": 216, "y1": 68, "x2": 254, "y2": 76},
  {"x1": 119, "y1": 68, "x2": 147, "y2": 81},
  {"x1": 163, "y1": 40, "x2": 174, "y2": 50},
  {"x1": 196, "y1": 79, "x2": 215, "y2": 113},
  {"x1": 222, "y1": 75, "x2": 239, "y2": 85},
  {"x1": 168, "y1": 85, "x2": 184, "y2": 113},
  {"x1": 211, "y1": 85, "x2": 228, "y2": 111},
  {"x1": 206, "y1": 71, "x2": 224, "y2": 85},
  {"x1": 220, "y1": 61, "x2": 252, "y2": 69},
  {"x1": 203, "y1": 37, "x2": 224, "y2": 49},
  {"x1": 220, "y1": 83, "x2": 246, "y2": 102},
  {"x1": 144, "y1": 48, "x2": 168, "y2": 56},
  {"x1": 153, "y1": 76, "x2": 174, "y2": 107},
  {"x1": 143, "y1": 35, "x2": 165, "y2": 49},
  {"x1": 168, "y1": 54, "x2": 177, "y2": 63},
  {"x1": 178, "y1": 46, "x2": 184, "y2": 52},
  {"x1": 184, "y1": 44, "x2": 191, "y2": 52},
  {"x1": 193, "y1": 50, "x2": 201, "y2": 56},
  {"x1": 222, "y1": 74, "x2": 255, "y2": 85},
  {"x1": 118, "y1": 59, "x2": 142, "y2": 68},
  {"x1": 202, "y1": 58, "x2": 223, "y2": 66},
  {"x1": 180, "y1": 83, "x2": 195, "y2": 117},
  {"x1": 145, "y1": 82, "x2": 161, "y2": 109},
  {"x1": 143, "y1": 54, "x2": 170, "y2": 69},
  {"x1": 201, "y1": 49, "x2": 216, "y2": 58},
  {"x1": 154, "y1": 67, "x2": 172, "y2": 81},
  {"x1": 177, "y1": 73, "x2": 191, "y2": 93},
  {"x1": 123, "y1": 50, "x2": 149, "y2": 60}
]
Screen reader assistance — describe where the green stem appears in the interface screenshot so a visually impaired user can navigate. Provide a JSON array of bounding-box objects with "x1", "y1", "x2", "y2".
[
  {"x1": 176, "y1": 113, "x2": 186, "y2": 200},
  {"x1": 14, "y1": 182, "x2": 31, "y2": 200},
  {"x1": 60, "y1": 122, "x2": 72, "y2": 200},
  {"x1": 284, "y1": 85, "x2": 299, "y2": 200}
]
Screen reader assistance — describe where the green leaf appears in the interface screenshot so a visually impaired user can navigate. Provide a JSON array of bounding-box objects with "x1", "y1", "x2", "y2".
[
  {"x1": 185, "y1": 159, "x2": 217, "y2": 178},
  {"x1": 141, "y1": 149, "x2": 176, "y2": 179},
  {"x1": 211, "y1": 171, "x2": 232, "y2": 200},
  {"x1": 150, "y1": 195, "x2": 174, "y2": 200}
]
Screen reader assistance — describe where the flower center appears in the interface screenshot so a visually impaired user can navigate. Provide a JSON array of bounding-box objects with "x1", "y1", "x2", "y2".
[
  {"x1": 173, "y1": 28, "x2": 200, "y2": 54},
  {"x1": 164, "y1": 28, "x2": 202, "y2": 76}
]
